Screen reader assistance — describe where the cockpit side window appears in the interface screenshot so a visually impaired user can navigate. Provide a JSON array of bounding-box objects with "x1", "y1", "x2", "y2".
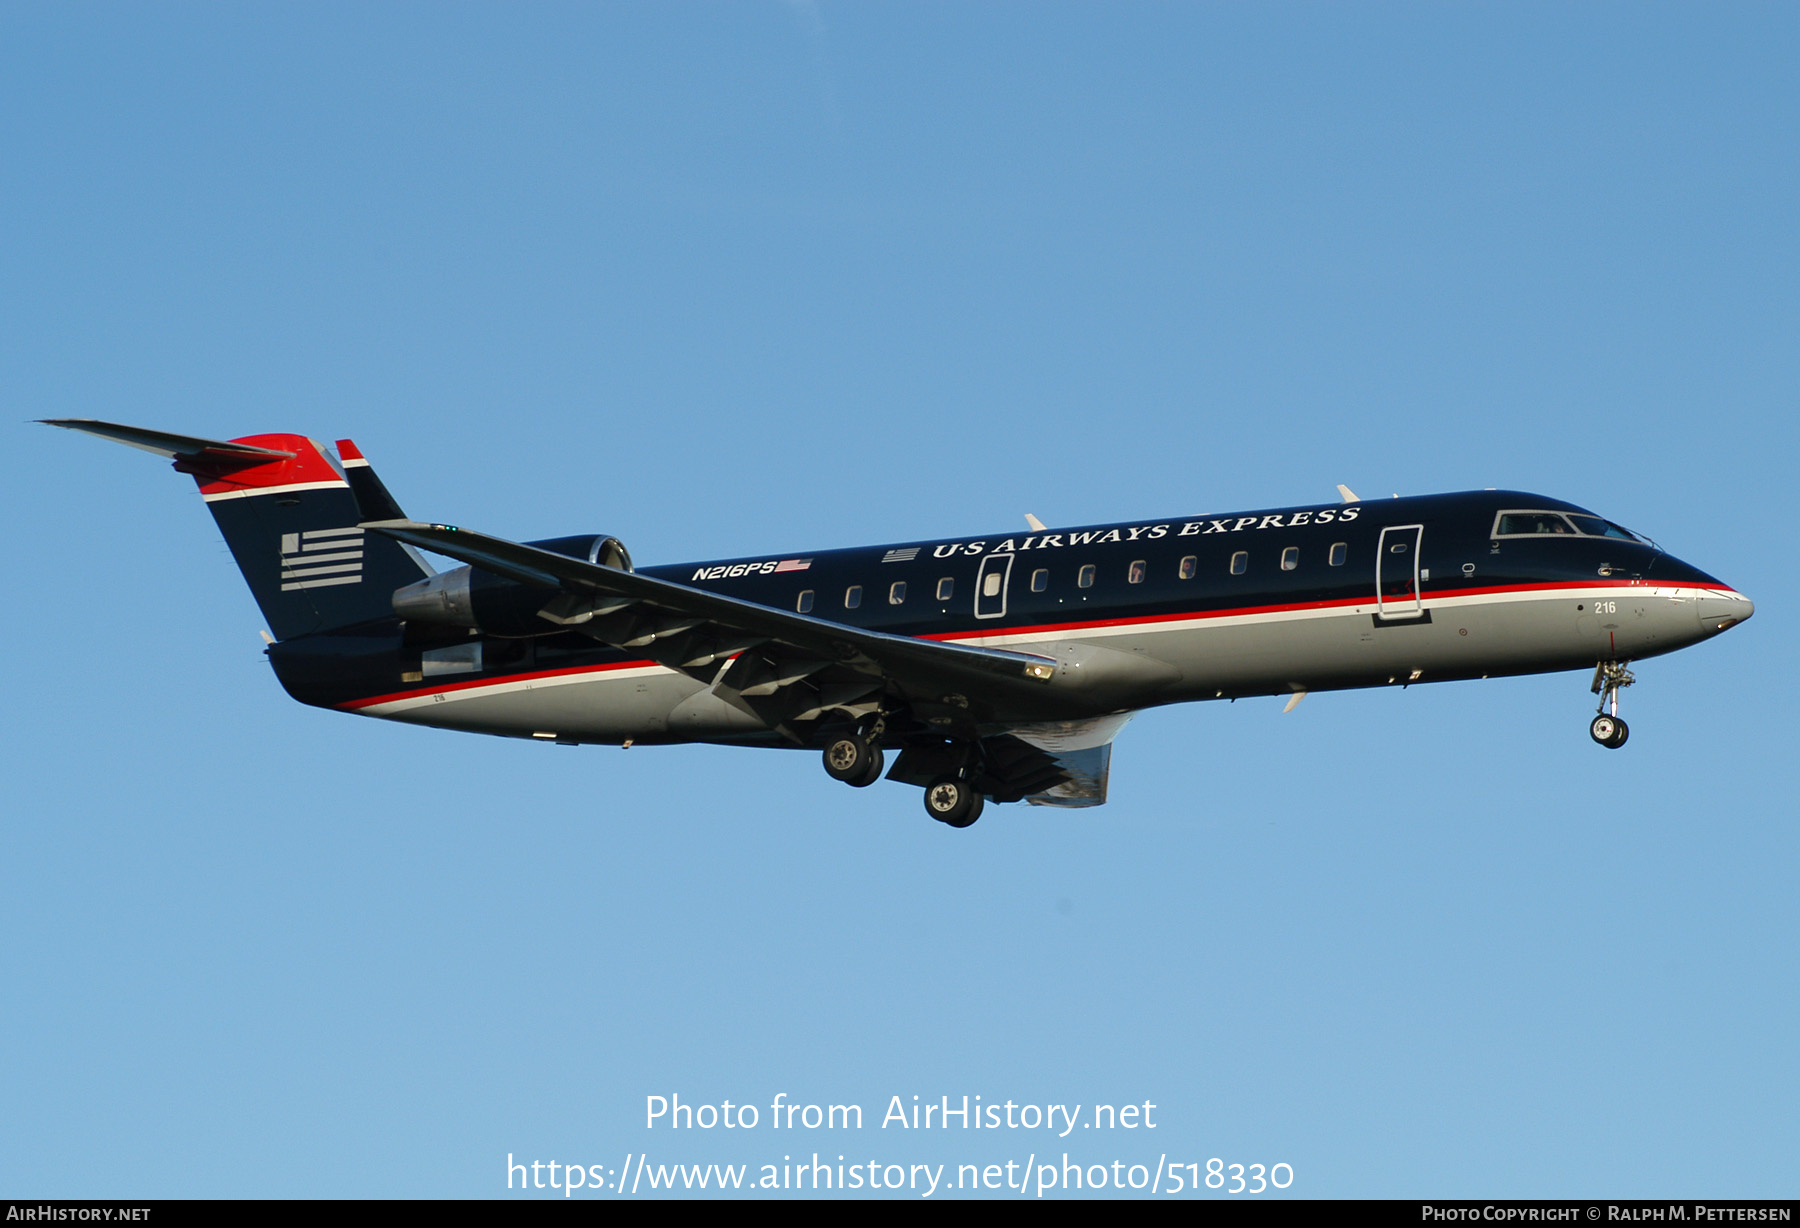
[
  {"x1": 1493, "y1": 511, "x2": 1580, "y2": 537},
  {"x1": 1567, "y1": 514, "x2": 1642, "y2": 542}
]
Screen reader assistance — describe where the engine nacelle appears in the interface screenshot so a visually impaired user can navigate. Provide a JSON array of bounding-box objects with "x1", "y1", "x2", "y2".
[{"x1": 392, "y1": 533, "x2": 632, "y2": 634}]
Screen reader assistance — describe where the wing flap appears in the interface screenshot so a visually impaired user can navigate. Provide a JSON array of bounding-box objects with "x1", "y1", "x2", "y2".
[
  {"x1": 1004, "y1": 713, "x2": 1134, "y2": 807},
  {"x1": 883, "y1": 714, "x2": 1132, "y2": 806}
]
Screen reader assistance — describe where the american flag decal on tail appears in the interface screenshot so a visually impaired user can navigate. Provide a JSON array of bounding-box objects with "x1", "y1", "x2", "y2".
[{"x1": 280, "y1": 527, "x2": 366, "y2": 590}]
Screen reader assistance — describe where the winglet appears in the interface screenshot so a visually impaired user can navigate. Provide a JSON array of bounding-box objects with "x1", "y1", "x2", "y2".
[
  {"x1": 335, "y1": 438, "x2": 409, "y2": 524},
  {"x1": 1024, "y1": 513, "x2": 1047, "y2": 532},
  {"x1": 1336, "y1": 485, "x2": 1360, "y2": 504}
]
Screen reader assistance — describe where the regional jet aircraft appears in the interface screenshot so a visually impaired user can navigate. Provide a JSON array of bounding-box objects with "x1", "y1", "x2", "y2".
[{"x1": 44, "y1": 420, "x2": 1753, "y2": 828}]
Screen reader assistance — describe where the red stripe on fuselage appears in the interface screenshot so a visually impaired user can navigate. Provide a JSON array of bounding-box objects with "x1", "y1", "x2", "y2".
[
  {"x1": 338, "y1": 578, "x2": 1731, "y2": 710},
  {"x1": 923, "y1": 577, "x2": 1727, "y2": 643},
  {"x1": 339, "y1": 658, "x2": 658, "y2": 710}
]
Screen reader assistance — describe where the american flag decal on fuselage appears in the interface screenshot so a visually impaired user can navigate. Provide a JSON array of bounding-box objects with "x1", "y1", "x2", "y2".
[
  {"x1": 881, "y1": 547, "x2": 920, "y2": 563},
  {"x1": 773, "y1": 558, "x2": 812, "y2": 573},
  {"x1": 280, "y1": 527, "x2": 365, "y2": 590}
]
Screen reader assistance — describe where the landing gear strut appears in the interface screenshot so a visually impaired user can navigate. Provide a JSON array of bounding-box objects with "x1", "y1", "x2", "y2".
[{"x1": 1589, "y1": 660, "x2": 1634, "y2": 749}]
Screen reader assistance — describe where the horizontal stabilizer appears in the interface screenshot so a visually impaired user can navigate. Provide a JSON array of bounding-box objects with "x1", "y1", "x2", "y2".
[{"x1": 41, "y1": 418, "x2": 295, "y2": 469}]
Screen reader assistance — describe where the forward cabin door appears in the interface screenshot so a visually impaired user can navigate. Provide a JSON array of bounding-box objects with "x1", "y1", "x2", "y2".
[
  {"x1": 1376, "y1": 524, "x2": 1425, "y2": 620},
  {"x1": 975, "y1": 553, "x2": 1014, "y2": 620}
]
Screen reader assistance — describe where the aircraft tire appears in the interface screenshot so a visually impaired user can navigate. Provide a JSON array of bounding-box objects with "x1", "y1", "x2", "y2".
[
  {"x1": 924, "y1": 776, "x2": 983, "y2": 828},
  {"x1": 824, "y1": 736, "x2": 876, "y2": 783},
  {"x1": 1590, "y1": 715, "x2": 1629, "y2": 748},
  {"x1": 850, "y1": 748, "x2": 885, "y2": 788}
]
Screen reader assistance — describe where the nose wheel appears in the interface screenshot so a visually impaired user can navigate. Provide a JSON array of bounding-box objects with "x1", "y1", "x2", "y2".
[
  {"x1": 1589, "y1": 713, "x2": 1629, "y2": 748},
  {"x1": 1589, "y1": 661, "x2": 1635, "y2": 749}
]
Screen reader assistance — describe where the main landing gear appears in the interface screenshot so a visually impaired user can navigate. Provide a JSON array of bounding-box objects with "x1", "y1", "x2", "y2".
[
  {"x1": 821, "y1": 715, "x2": 989, "y2": 828},
  {"x1": 1589, "y1": 660, "x2": 1635, "y2": 749},
  {"x1": 923, "y1": 775, "x2": 984, "y2": 828},
  {"x1": 822, "y1": 731, "x2": 884, "y2": 788}
]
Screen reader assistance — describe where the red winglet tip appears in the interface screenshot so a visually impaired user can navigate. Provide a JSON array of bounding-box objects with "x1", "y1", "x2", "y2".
[{"x1": 335, "y1": 438, "x2": 365, "y2": 462}]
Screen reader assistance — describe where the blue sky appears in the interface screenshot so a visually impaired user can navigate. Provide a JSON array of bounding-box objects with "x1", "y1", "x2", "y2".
[{"x1": 2, "y1": 3, "x2": 1794, "y2": 1198}]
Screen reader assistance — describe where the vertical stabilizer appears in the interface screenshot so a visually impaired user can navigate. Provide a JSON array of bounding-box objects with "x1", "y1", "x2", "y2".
[
  {"x1": 43, "y1": 420, "x2": 428, "y2": 641},
  {"x1": 191, "y1": 434, "x2": 430, "y2": 639}
]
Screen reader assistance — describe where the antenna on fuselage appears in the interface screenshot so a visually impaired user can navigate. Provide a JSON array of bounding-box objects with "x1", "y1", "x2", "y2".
[{"x1": 1335, "y1": 485, "x2": 1360, "y2": 503}]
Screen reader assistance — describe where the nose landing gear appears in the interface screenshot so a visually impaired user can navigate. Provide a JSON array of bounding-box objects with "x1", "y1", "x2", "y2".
[
  {"x1": 1589, "y1": 713, "x2": 1628, "y2": 748},
  {"x1": 1589, "y1": 661, "x2": 1635, "y2": 749}
]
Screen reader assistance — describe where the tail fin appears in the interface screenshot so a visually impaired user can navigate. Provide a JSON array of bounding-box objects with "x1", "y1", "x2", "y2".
[{"x1": 44, "y1": 419, "x2": 429, "y2": 641}]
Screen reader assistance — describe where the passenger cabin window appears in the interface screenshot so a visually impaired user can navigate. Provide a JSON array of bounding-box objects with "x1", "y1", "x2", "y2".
[
  {"x1": 1329, "y1": 542, "x2": 1347, "y2": 567},
  {"x1": 888, "y1": 581, "x2": 907, "y2": 605},
  {"x1": 1031, "y1": 568, "x2": 1049, "y2": 592},
  {"x1": 1495, "y1": 511, "x2": 1579, "y2": 537},
  {"x1": 1128, "y1": 560, "x2": 1146, "y2": 584},
  {"x1": 1229, "y1": 551, "x2": 1248, "y2": 576},
  {"x1": 1179, "y1": 555, "x2": 1197, "y2": 580},
  {"x1": 797, "y1": 590, "x2": 814, "y2": 614},
  {"x1": 1078, "y1": 564, "x2": 1096, "y2": 589},
  {"x1": 936, "y1": 577, "x2": 954, "y2": 601},
  {"x1": 1280, "y1": 546, "x2": 1299, "y2": 571},
  {"x1": 844, "y1": 585, "x2": 862, "y2": 610}
]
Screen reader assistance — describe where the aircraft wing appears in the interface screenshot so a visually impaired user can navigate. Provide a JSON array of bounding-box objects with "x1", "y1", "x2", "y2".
[{"x1": 363, "y1": 519, "x2": 1064, "y2": 740}]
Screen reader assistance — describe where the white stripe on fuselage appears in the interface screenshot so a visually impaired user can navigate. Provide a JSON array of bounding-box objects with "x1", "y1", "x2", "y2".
[
  {"x1": 348, "y1": 583, "x2": 1728, "y2": 723},
  {"x1": 935, "y1": 583, "x2": 1726, "y2": 650},
  {"x1": 352, "y1": 663, "x2": 669, "y2": 717}
]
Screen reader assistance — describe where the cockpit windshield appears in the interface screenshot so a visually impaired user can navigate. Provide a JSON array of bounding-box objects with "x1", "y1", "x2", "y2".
[{"x1": 1493, "y1": 510, "x2": 1645, "y2": 543}]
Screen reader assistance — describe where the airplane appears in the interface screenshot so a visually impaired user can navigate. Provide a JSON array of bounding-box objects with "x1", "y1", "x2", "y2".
[{"x1": 44, "y1": 419, "x2": 1754, "y2": 828}]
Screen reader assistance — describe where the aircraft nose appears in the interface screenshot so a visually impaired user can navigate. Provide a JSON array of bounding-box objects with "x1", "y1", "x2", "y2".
[{"x1": 1696, "y1": 590, "x2": 1754, "y2": 634}]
